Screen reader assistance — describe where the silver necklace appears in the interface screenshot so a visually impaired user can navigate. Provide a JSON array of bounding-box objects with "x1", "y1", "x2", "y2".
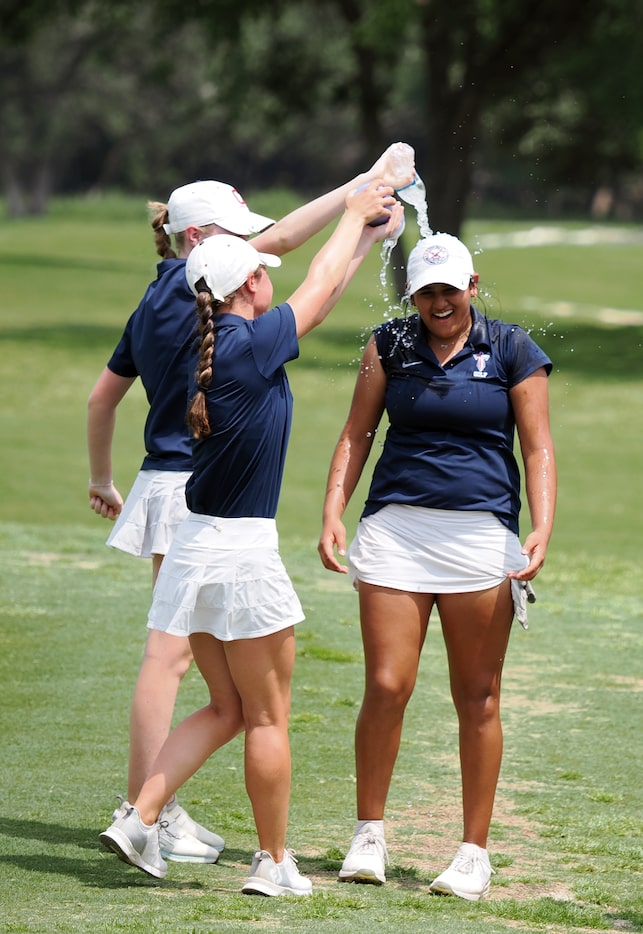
[{"x1": 438, "y1": 325, "x2": 471, "y2": 350}]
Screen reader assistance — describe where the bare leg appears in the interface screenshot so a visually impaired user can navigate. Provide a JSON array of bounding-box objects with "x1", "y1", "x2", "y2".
[
  {"x1": 126, "y1": 554, "x2": 193, "y2": 800},
  {"x1": 134, "y1": 632, "x2": 244, "y2": 824},
  {"x1": 438, "y1": 582, "x2": 513, "y2": 847},
  {"x1": 224, "y1": 627, "x2": 295, "y2": 862},
  {"x1": 355, "y1": 584, "x2": 433, "y2": 818},
  {"x1": 127, "y1": 629, "x2": 193, "y2": 800}
]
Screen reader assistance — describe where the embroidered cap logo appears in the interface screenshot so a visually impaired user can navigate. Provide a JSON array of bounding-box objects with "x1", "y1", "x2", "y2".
[{"x1": 423, "y1": 245, "x2": 449, "y2": 266}]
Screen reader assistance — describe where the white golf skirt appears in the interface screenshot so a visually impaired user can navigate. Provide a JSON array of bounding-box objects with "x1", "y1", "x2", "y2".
[
  {"x1": 147, "y1": 513, "x2": 305, "y2": 641},
  {"x1": 348, "y1": 504, "x2": 529, "y2": 593},
  {"x1": 106, "y1": 469, "x2": 191, "y2": 558}
]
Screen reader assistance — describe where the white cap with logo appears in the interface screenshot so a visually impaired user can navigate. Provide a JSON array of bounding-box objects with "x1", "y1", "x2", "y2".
[
  {"x1": 406, "y1": 233, "x2": 475, "y2": 294},
  {"x1": 185, "y1": 235, "x2": 281, "y2": 302},
  {"x1": 163, "y1": 180, "x2": 275, "y2": 235}
]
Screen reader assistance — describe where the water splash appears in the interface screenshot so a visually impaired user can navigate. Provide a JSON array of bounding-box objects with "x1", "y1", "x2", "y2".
[
  {"x1": 379, "y1": 238, "x2": 396, "y2": 295},
  {"x1": 375, "y1": 176, "x2": 434, "y2": 322},
  {"x1": 377, "y1": 237, "x2": 402, "y2": 318},
  {"x1": 405, "y1": 177, "x2": 432, "y2": 240},
  {"x1": 387, "y1": 142, "x2": 432, "y2": 239},
  {"x1": 396, "y1": 175, "x2": 432, "y2": 240}
]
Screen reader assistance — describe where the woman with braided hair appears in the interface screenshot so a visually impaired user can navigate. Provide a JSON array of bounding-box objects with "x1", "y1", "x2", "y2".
[
  {"x1": 99, "y1": 183, "x2": 404, "y2": 895},
  {"x1": 87, "y1": 150, "x2": 413, "y2": 862}
]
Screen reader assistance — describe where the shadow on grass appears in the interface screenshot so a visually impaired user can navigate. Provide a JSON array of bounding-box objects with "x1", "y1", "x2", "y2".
[
  {"x1": 605, "y1": 909, "x2": 643, "y2": 931},
  {"x1": 0, "y1": 816, "x2": 99, "y2": 850},
  {"x1": 0, "y1": 818, "x2": 256, "y2": 890},
  {"x1": 606, "y1": 907, "x2": 643, "y2": 931},
  {"x1": 304, "y1": 854, "x2": 433, "y2": 889},
  {"x1": 0, "y1": 852, "x2": 215, "y2": 890}
]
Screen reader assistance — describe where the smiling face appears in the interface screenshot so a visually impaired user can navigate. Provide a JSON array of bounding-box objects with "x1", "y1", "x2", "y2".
[{"x1": 412, "y1": 276, "x2": 479, "y2": 343}]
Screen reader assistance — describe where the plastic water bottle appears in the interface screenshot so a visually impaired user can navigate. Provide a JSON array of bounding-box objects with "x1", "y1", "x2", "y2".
[{"x1": 388, "y1": 142, "x2": 432, "y2": 238}]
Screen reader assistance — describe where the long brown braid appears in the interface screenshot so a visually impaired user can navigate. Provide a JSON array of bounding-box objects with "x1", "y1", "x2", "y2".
[
  {"x1": 147, "y1": 201, "x2": 178, "y2": 259},
  {"x1": 187, "y1": 287, "x2": 219, "y2": 439},
  {"x1": 187, "y1": 265, "x2": 264, "y2": 438}
]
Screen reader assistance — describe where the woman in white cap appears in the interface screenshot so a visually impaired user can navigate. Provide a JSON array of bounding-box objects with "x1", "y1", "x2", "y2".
[
  {"x1": 99, "y1": 182, "x2": 404, "y2": 895},
  {"x1": 87, "y1": 150, "x2": 412, "y2": 863},
  {"x1": 318, "y1": 233, "x2": 557, "y2": 900}
]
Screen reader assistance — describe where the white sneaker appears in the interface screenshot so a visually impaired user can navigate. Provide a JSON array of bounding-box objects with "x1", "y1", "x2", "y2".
[
  {"x1": 159, "y1": 798, "x2": 223, "y2": 862},
  {"x1": 338, "y1": 823, "x2": 388, "y2": 885},
  {"x1": 429, "y1": 842, "x2": 495, "y2": 901},
  {"x1": 99, "y1": 802, "x2": 167, "y2": 879},
  {"x1": 112, "y1": 795, "x2": 224, "y2": 863},
  {"x1": 158, "y1": 814, "x2": 221, "y2": 863},
  {"x1": 161, "y1": 797, "x2": 225, "y2": 851},
  {"x1": 241, "y1": 849, "x2": 312, "y2": 897}
]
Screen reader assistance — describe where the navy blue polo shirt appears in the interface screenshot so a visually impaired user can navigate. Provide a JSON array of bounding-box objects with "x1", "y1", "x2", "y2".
[
  {"x1": 107, "y1": 258, "x2": 195, "y2": 471},
  {"x1": 186, "y1": 303, "x2": 299, "y2": 518},
  {"x1": 362, "y1": 307, "x2": 552, "y2": 535}
]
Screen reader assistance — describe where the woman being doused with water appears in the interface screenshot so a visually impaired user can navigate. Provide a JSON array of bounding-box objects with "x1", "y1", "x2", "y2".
[{"x1": 318, "y1": 232, "x2": 557, "y2": 900}]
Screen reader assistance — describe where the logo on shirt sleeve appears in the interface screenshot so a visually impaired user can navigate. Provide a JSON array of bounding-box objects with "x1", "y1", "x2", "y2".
[{"x1": 473, "y1": 352, "x2": 490, "y2": 378}]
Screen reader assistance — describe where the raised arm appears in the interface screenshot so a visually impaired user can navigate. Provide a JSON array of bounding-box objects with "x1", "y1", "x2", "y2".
[
  {"x1": 87, "y1": 367, "x2": 136, "y2": 519},
  {"x1": 508, "y1": 368, "x2": 557, "y2": 580},
  {"x1": 286, "y1": 183, "x2": 402, "y2": 337},
  {"x1": 318, "y1": 336, "x2": 387, "y2": 572},
  {"x1": 252, "y1": 143, "x2": 414, "y2": 256}
]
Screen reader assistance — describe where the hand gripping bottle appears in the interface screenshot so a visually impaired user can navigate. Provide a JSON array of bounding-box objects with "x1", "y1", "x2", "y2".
[{"x1": 354, "y1": 182, "x2": 406, "y2": 242}]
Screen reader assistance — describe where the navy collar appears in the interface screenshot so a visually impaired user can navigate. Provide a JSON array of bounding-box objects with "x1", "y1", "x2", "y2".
[{"x1": 468, "y1": 305, "x2": 492, "y2": 350}]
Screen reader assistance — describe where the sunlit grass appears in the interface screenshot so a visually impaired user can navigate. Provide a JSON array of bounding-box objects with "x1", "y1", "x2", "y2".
[{"x1": 0, "y1": 197, "x2": 641, "y2": 932}]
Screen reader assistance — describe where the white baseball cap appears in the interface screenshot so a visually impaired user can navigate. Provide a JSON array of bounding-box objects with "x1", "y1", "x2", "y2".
[
  {"x1": 163, "y1": 180, "x2": 275, "y2": 235},
  {"x1": 185, "y1": 234, "x2": 281, "y2": 301},
  {"x1": 406, "y1": 233, "x2": 475, "y2": 294}
]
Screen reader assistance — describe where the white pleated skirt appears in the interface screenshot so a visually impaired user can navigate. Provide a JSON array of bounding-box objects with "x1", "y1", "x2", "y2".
[
  {"x1": 106, "y1": 469, "x2": 191, "y2": 558},
  {"x1": 147, "y1": 513, "x2": 305, "y2": 642}
]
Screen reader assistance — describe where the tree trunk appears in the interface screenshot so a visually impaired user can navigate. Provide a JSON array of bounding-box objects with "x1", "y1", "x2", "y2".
[
  {"x1": 3, "y1": 167, "x2": 25, "y2": 218},
  {"x1": 28, "y1": 160, "x2": 53, "y2": 215},
  {"x1": 425, "y1": 95, "x2": 481, "y2": 237},
  {"x1": 417, "y1": 4, "x2": 482, "y2": 238}
]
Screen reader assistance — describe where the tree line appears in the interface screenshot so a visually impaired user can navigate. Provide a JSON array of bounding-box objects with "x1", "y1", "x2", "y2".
[{"x1": 2, "y1": 0, "x2": 642, "y2": 234}]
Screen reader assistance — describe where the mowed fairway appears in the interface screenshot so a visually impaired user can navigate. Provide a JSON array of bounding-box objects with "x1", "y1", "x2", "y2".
[{"x1": 0, "y1": 195, "x2": 641, "y2": 933}]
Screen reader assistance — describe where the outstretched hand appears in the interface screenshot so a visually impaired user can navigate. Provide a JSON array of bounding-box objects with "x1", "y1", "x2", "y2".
[
  {"x1": 368, "y1": 143, "x2": 415, "y2": 191},
  {"x1": 88, "y1": 480, "x2": 123, "y2": 521}
]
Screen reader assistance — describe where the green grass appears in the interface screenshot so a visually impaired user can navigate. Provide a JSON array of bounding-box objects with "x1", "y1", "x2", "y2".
[{"x1": 0, "y1": 196, "x2": 642, "y2": 932}]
